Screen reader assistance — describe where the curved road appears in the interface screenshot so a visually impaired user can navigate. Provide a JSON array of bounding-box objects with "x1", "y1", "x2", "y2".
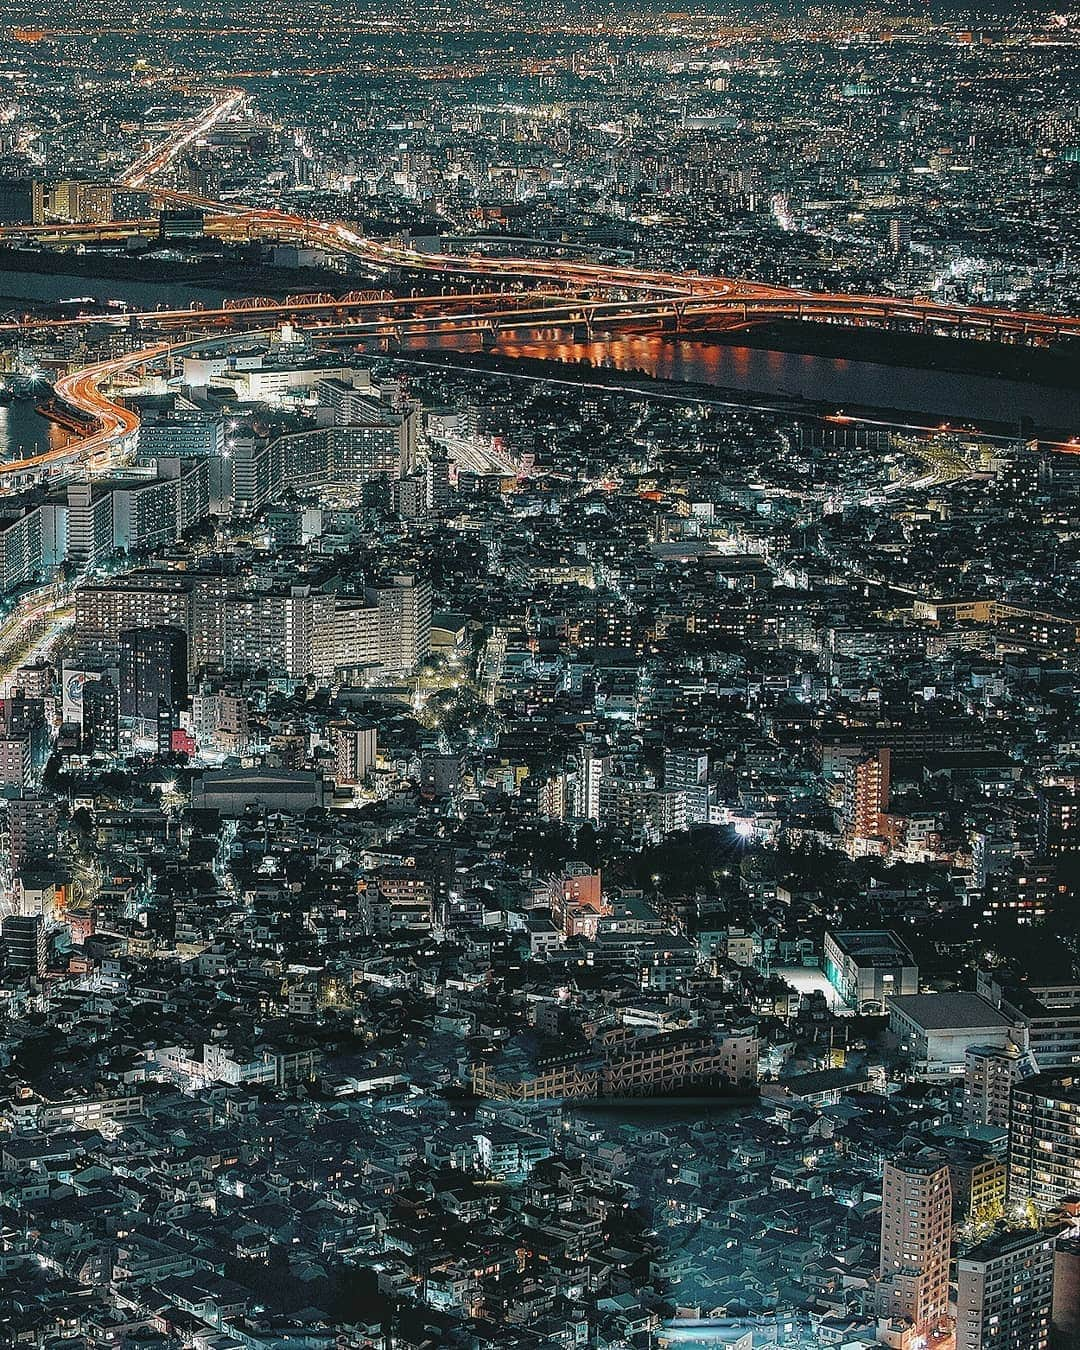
[{"x1": 6, "y1": 90, "x2": 1080, "y2": 485}]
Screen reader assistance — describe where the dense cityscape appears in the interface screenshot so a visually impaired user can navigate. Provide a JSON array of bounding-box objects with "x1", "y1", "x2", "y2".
[{"x1": 0, "y1": 1, "x2": 1076, "y2": 1348}]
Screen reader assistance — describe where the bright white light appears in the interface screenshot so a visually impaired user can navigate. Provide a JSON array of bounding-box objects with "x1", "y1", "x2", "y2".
[{"x1": 734, "y1": 820, "x2": 754, "y2": 840}]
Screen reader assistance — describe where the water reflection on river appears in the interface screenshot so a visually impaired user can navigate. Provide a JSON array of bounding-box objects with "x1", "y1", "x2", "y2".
[
  {"x1": 423, "y1": 332, "x2": 1080, "y2": 434},
  {"x1": 0, "y1": 400, "x2": 71, "y2": 458},
  {"x1": 2, "y1": 282, "x2": 1078, "y2": 458}
]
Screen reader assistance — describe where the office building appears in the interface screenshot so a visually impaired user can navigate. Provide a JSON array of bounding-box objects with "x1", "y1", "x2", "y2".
[
  {"x1": 138, "y1": 412, "x2": 229, "y2": 505},
  {"x1": 887, "y1": 992, "x2": 1019, "y2": 1080},
  {"x1": 137, "y1": 411, "x2": 226, "y2": 461},
  {"x1": 33, "y1": 178, "x2": 112, "y2": 223},
  {"x1": 159, "y1": 207, "x2": 204, "y2": 237},
  {"x1": 824, "y1": 929, "x2": 919, "y2": 1012}
]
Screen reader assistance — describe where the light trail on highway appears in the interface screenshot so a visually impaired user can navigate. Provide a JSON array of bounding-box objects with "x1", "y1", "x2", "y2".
[
  {"x1": 120, "y1": 90, "x2": 246, "y2": 190},
  {"x1": 4, "y1": 89, "x2": 1078, "y2": 490}
]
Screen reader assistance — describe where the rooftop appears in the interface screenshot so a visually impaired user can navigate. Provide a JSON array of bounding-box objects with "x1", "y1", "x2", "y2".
[{"x1": 887, "y1": 993, "x2": 1012, "y2": 1031}]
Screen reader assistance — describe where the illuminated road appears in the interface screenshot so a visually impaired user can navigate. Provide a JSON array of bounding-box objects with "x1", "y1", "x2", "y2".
[
  {"x1": 120, "y1": 90, "x2": 246, "y2": 190},
  {"x1": 0, "y1": 344, "x2": 168, "y2": 487},
  {"x1": 3, "y1": 89, "x2": 1079, "y2": 489},
  {"x1": 0, "y1": 589, "x2": 74, "y2": 693},
  {"x1": 4, "y1": 88, "x2": 1077, "y2": 341},
  {"x1": 8, "y1": 286, "x2": 1079, "y2": 347}
]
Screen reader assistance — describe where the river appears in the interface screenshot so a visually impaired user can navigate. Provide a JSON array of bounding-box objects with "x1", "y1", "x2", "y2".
[
  {"x1": 0, "y1": 266, "x2": 234, "y2": 313},
  {"x1": 2, "y1": 267, "x2": 1078, "y2": 456},
  {"x1": 0, "y1": 269, "x2": 234, "y2": 459},
  {"x1": 0, "y1": 398, "x2": 72, "y2": 459},
  {"x1": 476, "y1": 333, "x2": 1080, "y2": 437}
]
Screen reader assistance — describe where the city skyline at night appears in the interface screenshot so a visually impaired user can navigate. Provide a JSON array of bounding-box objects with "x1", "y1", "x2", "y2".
[{"x1": 0, "y1": 3, "x2": 1077, "y2": 1348}]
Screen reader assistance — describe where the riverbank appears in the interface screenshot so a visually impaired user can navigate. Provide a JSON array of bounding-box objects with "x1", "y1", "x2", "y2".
[
  {"x1": 0, "y1": 245, "x2": 372, "y2": 312},
  {"x1": 701, "y1": 319, "x2": 1080, "y2": 389},
  {"x1": 399, "y1": 345, "x2": 1077, "y2": 443}
]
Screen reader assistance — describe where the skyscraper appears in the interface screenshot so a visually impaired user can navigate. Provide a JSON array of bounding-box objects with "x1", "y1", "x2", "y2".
[{"x1": 876, "y1": 1149, "x2": 952, "y2": 1336}]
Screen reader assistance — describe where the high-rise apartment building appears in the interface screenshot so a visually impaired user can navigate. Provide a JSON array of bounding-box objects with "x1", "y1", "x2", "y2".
[
  {"x1": 1038, "y1": 789, "x2": 1080, "y2": 860},
  {"x1": 0, "y1": 504, "x2": 44, "y2": 597},
  {"x1": 1053, "y1": 1237, "x2": 1080, "y2": 1347},
  {"x1": 875, "y1": 1150, "x2": 952, "y2": 1335},
  {"x1": 572, "y1": 746, "x2": 610, "y2": 824},
  {"x1": 310, "y1": 593, "x2": 381, "y2": 680},
  {"x1": 332, "y1": 723, "x2": 377, "y2": 785},
  {"x1": 843, "y1": 747, "x2": 891, "y2": 850},
  {"x1": 0, "y1": 733, "x2": 30, "y2": 789},
  {"x1": 1008, "y1": 1073, "x2": 1080, "y2": 1209},
  {"x1": 5, "y1": 794, "x2": 59, "y2": 873},
  {"x1": 32, "y1": 178, "x2": 113, "y2": 223},
  {"x1": 956, "y1": 1227, "x2": 1056, "y2": 1350},
  {"x1": 76, "y1": 575, "x2": 193, "y2": 657},
  {"x1": 425, "y1": 448, "x2": 454, "y2": 514},
  {"x1": 82, "y1": 674, "x2": 119, "y2": 754},
  {"x1": 65, "y1": 482, "x2": 115, "y2": 571},
  {"x1": 371, "y1": 573, "x2": 431, "y2": 675},
  {"x1": 889, "y1": 215, "x2": 912, "y2": 255},
  {"x1": 663, "y1": 747, "x2": 710, "y2": 825},
  {"x1": 3, "y1": 913, "x2": 47, "y2": 976},
  {"x1": 119, "y1": 627, "x2": 188, "y2": 749},
  {"x1": 964, "y1": 1040, "x2": 1036, "y2": 1129}
]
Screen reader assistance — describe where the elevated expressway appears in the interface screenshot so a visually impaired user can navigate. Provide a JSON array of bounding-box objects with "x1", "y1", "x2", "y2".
[
  {"x1": 3, "y1": 91, "x2": 1079, "y2": 489},
  {"x1": 5, "y1": 285, "x2": 1079, "y2": 344}
]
